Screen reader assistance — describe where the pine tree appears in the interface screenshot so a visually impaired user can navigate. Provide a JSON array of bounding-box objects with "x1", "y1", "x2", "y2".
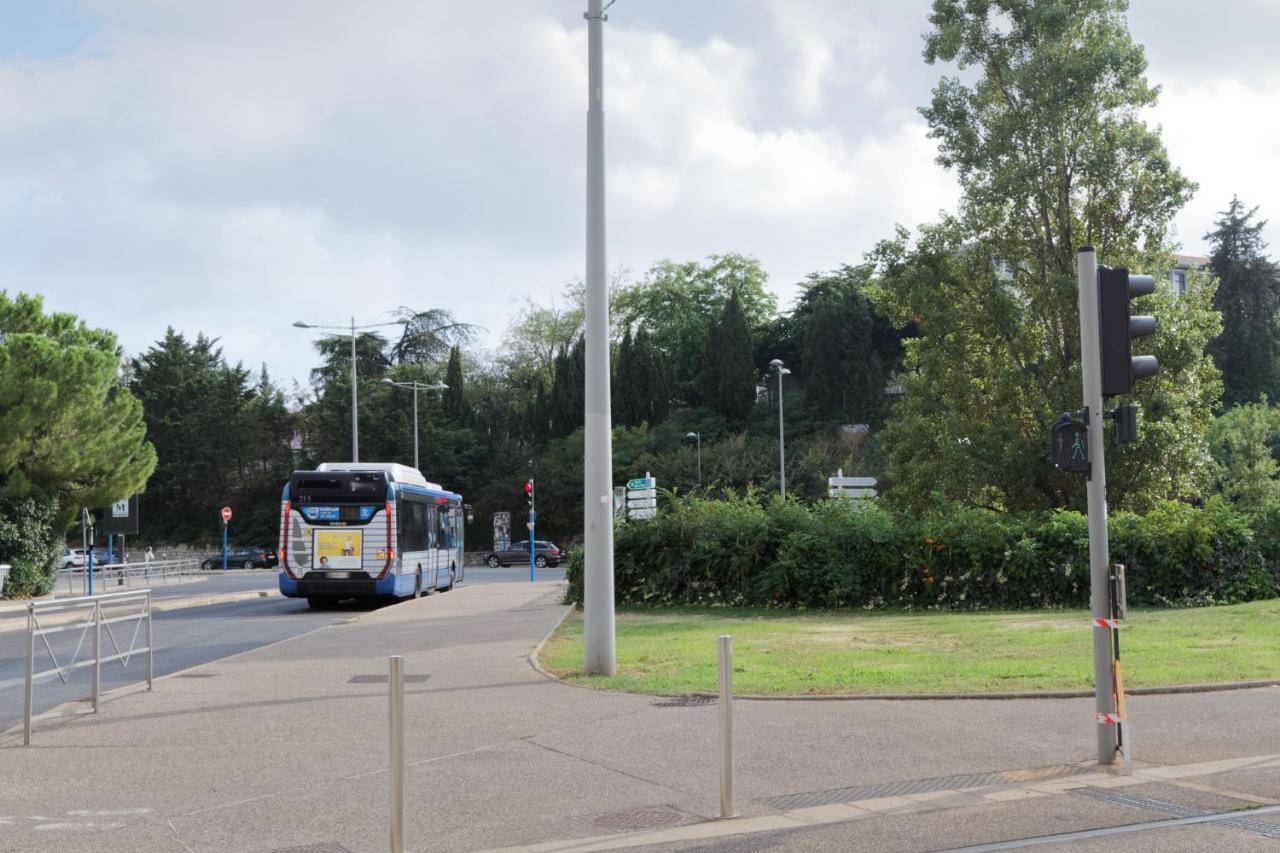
[
  {"x1": 1206, "y1": 197, "x2": 1280, "y2": 406},
  {"x1": 699, "y1": 291, "x2": 756, "y2": 423},
  {"x1": 801, "y1": 286, "x2": 882, "y2": 423}
]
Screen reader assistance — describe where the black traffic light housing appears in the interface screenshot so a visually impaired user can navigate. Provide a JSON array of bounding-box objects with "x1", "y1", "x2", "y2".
[
  {"x1": 1099, "y1": 266, "x2": 1158, "y2": 397},
  {"x1": 524, "y1": 480, "x2": 534, "y2": 509}
]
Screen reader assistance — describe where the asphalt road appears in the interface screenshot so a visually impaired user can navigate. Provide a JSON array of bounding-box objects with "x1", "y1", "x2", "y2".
[{"x1": 0, "y1": 566, "x2": 564, "y2": 734}]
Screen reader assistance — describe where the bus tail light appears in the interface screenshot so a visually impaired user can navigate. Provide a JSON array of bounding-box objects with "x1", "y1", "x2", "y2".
[{"x1": 280, "y1": 501, "x2": 299, "y2": 579}]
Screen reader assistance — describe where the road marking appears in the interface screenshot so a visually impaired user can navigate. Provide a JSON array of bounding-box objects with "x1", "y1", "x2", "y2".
[{"x1": 66, "y1": 808, "x2": 152, "y2": 817}]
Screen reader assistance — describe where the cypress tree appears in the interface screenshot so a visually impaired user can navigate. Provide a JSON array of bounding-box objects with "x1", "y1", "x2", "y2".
[
  {"x1": 699, "y1": 291, "x2": 756, "y2": 422},
  {"x1": 1206, "y1": 197, "x2": 1280, "y2": 406},
  {"x1": 443, "y1": 345, "x2": 467, "y2": 422}
]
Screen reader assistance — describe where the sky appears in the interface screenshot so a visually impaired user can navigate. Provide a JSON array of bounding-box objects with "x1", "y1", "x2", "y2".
[{"x1": 1, "y1": 0, "x2": 1278, "y2": 388}]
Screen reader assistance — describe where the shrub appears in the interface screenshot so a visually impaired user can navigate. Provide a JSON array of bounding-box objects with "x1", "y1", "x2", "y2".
[
  {"x1": 0, "y1": 493, "x2": 62, "y2": 599},
  {"x1": 564, "y1": 493, "x2": 1276, "y2": 610}
]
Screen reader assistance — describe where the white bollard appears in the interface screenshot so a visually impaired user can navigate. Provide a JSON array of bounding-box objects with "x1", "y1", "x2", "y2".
[
  {"x1": 718, "y1": 635, "x2": 734, "y2": 818},
  {"x1": 389, "y1": 655, "x2": 405, "y2": 853}
]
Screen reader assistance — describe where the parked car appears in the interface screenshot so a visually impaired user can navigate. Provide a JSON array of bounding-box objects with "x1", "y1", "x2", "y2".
[
  {"x1": 60, "y1": 547, "x2": 111, "y2": 569},
  {"x1": 483, "y1": 540, "x2": 562, "y2": 569},
  {"x1": 202, "y1": 546, "x2": 278, "y2": 570}
]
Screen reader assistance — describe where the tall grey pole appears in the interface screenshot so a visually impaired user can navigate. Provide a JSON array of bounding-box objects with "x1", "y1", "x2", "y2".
[
  {"x1": 583, "y1": 0, "x2": 616, "y2": 676},
  {"x1": 777, "y1": 371, "x2": 786, "y2": 499},
  {"x1": 1078, "y1": 246, "x2": 1117, "y2": 765},
  {"x1": 388, "y1": 655, "x2": 404, "y2": 852},
  {"x1": 412, "y1": 383, "x2": 419, "y2": 471},
  {"x1": 351, "y1": 316, "x2": 359, "y2": 463}
]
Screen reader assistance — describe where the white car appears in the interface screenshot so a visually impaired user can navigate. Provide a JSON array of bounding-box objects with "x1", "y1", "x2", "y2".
[{"x1": 60, "y1": 548, "x2": 87, "y2": 569}]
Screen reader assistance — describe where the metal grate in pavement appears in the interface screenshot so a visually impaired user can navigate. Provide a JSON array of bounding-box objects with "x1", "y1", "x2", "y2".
[
  {"x1": 575, "y1": 804, "x2": 703, "y2": 832},
  {"x1": 266, "y1": 844, "x2": 354, "y2": 853},
  {"x1": 762, "y1": 764, "x2": 1093, "y2": 810},
  {"x1": 1073, "y1": 786, "x2": 1280, "y2": 839},
  {"x1": 651, "y1": 694, "x2": 717, "y2": 707},
  {"x1": 347, "y1": 674, "x2": 429, "y2": 684}
]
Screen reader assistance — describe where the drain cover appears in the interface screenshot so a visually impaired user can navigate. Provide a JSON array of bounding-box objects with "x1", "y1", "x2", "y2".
[
  {"x1": 347, "y1": 674, "x2": 429, "y2": 684},
  {"x1": 576, "y1": 804, "x2": 702, "y2": 832},
  {"x1": 1072, "y1": 787, "x2": 1280, "y2": 840},
  {"x1": 266, "y1": 844, "x2": 354, "y2": 853},
  {"x1": 652, "y1": 694, "x2": 717, "y2": 707}
]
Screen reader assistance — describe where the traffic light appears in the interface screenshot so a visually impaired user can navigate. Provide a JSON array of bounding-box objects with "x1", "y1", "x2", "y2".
[
  {"x1": 1098, "y1": 266, "x2": 1158, "y2": 396},
  {"x1": 524, "y1": 480, "x2": 534, "y2": 509}
]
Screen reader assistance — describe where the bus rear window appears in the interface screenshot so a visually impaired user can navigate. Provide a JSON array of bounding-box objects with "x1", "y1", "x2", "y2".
[{"x1": 292, "y1": 472, "x2": 387, "y2": 501}]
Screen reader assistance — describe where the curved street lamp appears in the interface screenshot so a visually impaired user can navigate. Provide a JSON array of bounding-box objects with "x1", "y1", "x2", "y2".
[
  {"x1": 685, "y1": 432, "x2": 702, "y2": 485},
  {"x1": 293, "y1": 316, "x2": 408, "y2": 462},
  {"x1": 382, "y1": 379, "x2": 448, "y2": 470},
  {"x1": 769, "y1": 359, "x2": 791, "y2": 498}
]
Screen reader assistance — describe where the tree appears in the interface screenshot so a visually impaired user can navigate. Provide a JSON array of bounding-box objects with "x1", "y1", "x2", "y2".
[
  {"x1": 132, "y1": 330, "x2": 294, "y2": 544},
  {"x1": 548, "y1": 337, "x2": 586, "y2": 439},
  {"x1": 1207, "y1": 401, "x2": 1280, "y2": 506},
  {"x1": 0, "y1": 293, "x2": 156, "y2": 594},
  {"x1": 1206, "y1": 197, "x2": 1280, "y2": 406},
  {"x1": 443, "y1": 345, "x2": 467, "y2": 423},
  {"x1": 699, "y1": 291, "x2": 757, "y2": 423},
  {"x1": 0, "y1": 293, "x2": 155, "y2": 524},
  {"x1": 869, "y1": 0, "x2": 1218, "y2": 512},
  {"x1": 616, "y1": 255, "x2": 776, "y2": 404},
  {"x1": 796, "y1": 266, "x2": 897, "y2": 424},
  {"x1": 388, "y1": 307, "x2": 479, "y2": 366}
]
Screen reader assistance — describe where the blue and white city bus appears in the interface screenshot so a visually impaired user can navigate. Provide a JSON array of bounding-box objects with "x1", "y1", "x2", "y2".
[{"x1": 278, "y1": 462, "x2": 469, "y2": 608}]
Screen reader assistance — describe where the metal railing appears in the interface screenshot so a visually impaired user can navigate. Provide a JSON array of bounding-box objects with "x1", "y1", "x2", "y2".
[
  {"x1": 23, "y1": 589, "x2": 153, "y2": 745},
  {"x1": 55, "y1": 559, "x2": 203, "y2": 596}
]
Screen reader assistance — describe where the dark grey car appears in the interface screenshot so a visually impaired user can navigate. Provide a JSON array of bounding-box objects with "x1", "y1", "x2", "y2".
[{"x1": 483, "y1": 540, "x2": 562, "y2": 568}]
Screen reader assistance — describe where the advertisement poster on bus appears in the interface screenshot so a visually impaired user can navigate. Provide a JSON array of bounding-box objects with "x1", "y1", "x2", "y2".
[
  {"x1": 493, "y1": 512, "x2": 511, "y2": 551},
  {"x1": 313, "y1": 529, "x2": 363, "y2": 569}
]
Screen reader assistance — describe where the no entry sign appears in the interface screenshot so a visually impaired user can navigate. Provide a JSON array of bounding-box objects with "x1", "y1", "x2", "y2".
[{"x1": 221, "y1": 506, "x2": 233, "y2": 524}]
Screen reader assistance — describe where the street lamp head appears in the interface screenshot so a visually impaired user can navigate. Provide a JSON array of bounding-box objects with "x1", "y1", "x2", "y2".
[
  {"x1": 769, "y1": 358, "x2": 785, "y2": 370},
  {"x1": 780, "y1": 367, "x2": 792, "y2": 376},
  {"x1": 685, "y1": 432, "x2": 698, "y2": 440},
  {"x1": 292, "y1": 321, "x2": 312, "y2": 329},
  {"x1": 381, "y1": 378, "x2": 396, "y2": 386}
]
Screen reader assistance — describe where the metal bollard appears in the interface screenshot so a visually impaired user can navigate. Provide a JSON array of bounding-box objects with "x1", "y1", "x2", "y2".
[
  {"x1": 92, "y1": 601, "x2": 101, "y2": 713},
  {"x1": 718, "y1": 634, "x2": 735, "y2": 819},
  {"x1": 146, "y1": 593, "x2": 154, "y2": 690},
  {"x1": 389, "y1": 655, "x2": 405, "y2": 853},
  {"x1": 24, "y1": 605, "x2": 34, "y2": 746}
]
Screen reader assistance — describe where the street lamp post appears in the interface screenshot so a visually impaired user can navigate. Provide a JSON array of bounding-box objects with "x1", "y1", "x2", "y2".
[
  {"x1": 685, "y1": 432, "x2": 701, "y2": 485},
  {"x1": 769, "y1": 359, "x2": 791, "y2": 498},
  {"x1": 382, "y1": 379, "x2": 448, "y2": 471},
  {"x1": 293, "y1": 317, "x2": 407, "y2": 462}
]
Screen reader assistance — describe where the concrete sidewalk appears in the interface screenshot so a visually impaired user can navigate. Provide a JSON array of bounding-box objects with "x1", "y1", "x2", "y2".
[{"x1": 4, "y1": 579, "x2": 1280, "y2": 852}]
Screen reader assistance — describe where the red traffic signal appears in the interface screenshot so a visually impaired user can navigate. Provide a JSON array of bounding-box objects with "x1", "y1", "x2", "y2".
[{"x1": 524, "y1": 480, "x2": 534, "y2": 507}]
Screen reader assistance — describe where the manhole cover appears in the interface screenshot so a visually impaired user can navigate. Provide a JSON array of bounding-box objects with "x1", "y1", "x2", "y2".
[
  {"x1": 347, "y1": 674, "x2": 429, "y2": 684},
  {"x1": 576, "y1": 804, "x2": 702, "y2": 832},
  {"x1": 652, "y1": 694, "x2": 717, "y2": 707}
]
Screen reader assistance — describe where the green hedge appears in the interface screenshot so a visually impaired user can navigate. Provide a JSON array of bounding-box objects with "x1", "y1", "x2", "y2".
[
  {"x1": 0, "y1": 493, "x2": 62, "y2": 599},
  {"x1": 564, "y1": 494, "x2": 1279, "y2": 609}
]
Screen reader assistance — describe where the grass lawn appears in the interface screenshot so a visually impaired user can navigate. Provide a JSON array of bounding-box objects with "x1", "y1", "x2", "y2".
[{"x1": 539, "y1": 600, "x2": 1280, "y2": 696}]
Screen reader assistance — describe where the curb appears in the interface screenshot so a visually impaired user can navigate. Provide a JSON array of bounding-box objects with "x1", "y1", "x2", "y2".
[{"x1": 528, "y1": 610, "x2": 1280, "y2": 701}]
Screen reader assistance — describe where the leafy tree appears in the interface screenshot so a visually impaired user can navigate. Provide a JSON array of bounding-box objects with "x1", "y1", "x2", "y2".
[
  {"x1": 0, "y1": 292, "x2": 155, "y2": 526},
  {"x1": 699, "y1": 291, "x2": 757, "y2": 423},
  {"x1": 1207, "y1": 401, "x2": 1280, "y2": 506},
  {"x1": 869, "y1": 0, "x2": 1218, "y2": 512},
  {"x1": 1205, "y1": 197, "x2": 1280, "y2": 406},
  {"x1": 616, "y1": 255, "x2": 776, "y2": 403},
  {"x1": 548, "y1": 337, "x2": 586, "y2": 439},
  {"x1": 443, "y1": 345, "x2": 467, "y2": 423}
]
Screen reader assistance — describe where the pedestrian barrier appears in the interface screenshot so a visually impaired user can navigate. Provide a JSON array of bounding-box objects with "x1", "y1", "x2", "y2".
[
  {"x1": 55, "y1": 559, "x2": 204, "y2": 596},
  {"x1": 23, "y1": 589, "x2": 153, "y2": 745}
]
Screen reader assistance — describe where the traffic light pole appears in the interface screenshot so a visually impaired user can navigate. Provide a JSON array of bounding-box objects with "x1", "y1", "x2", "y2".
[
  {"x1": 529, "y1": 481, "x2": 536, "y2": 583},
  {"x1": 1078, "y1": 246, "x2": 1118, "y2": 765}
]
